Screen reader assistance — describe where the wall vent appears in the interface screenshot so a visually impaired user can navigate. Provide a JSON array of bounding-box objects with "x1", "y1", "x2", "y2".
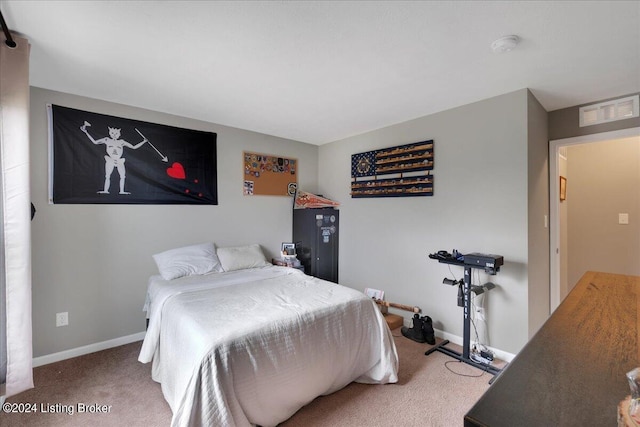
[{"x1": 579, "y1": 95, "x2": 639, "y2": 127}]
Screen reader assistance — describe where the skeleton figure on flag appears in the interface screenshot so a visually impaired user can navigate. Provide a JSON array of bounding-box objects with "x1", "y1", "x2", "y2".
[{"x1": 80, "y1": 121, "x2": 147, "y2": 194}]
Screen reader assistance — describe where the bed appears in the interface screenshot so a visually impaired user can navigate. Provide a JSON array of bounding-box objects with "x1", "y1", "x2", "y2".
[{"x1": 138, "y1": 243, "x2": 399, "y2": 427}]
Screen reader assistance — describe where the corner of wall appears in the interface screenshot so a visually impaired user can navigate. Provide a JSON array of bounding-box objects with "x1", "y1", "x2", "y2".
[{"x1": 527, "y1": 90, "x2": 550, "y2": 337}]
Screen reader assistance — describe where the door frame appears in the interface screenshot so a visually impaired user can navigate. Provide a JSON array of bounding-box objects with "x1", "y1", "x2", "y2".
[{"x1": 549, "y1": 126, "x2": 640, "y2": 313}]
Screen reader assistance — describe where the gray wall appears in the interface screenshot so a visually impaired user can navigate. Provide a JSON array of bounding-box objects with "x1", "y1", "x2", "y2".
[
  {"x1": 30, "y1": 87, "x2": 319, "y2": 357},
  {"x1": 549, "y1": 92, "x2": 640, "y2": 141},
  {"x1": 29, "y1": 85, "x2": 640, "y2": 359},
  {"x1": 566, "y1": 137, "x2": 640, "y2": 287},
  {"x1": 526, "y1": 91, "x2": 550, "y2": 337},
  {"x1": 318, "y1": 89, "x2": 542, "y2": 354}
]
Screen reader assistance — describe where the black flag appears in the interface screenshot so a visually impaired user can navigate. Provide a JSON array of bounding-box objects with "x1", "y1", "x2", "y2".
[{"x1": 50, "y1": 105, "x2": 217, "y2": 205}]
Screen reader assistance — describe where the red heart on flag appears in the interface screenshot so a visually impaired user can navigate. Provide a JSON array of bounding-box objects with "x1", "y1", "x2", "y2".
[{"x1": 167, "y1": 162, "x2": 186, "y2": 179}]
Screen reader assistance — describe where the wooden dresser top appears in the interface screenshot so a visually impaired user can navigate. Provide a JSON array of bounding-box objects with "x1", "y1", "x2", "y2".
[{"x1": 465, "y1": 271, "x2": 640, "y2": 427}]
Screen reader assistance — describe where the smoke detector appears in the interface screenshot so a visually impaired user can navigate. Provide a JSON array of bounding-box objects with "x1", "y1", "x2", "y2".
[{"x1": 491, "y1": 35, "x2": 519, "y2": 53}]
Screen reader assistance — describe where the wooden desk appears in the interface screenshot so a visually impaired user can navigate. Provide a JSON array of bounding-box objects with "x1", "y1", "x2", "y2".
[{"x1": 464, "y1": 271, "x2": 640, "y2": 427}]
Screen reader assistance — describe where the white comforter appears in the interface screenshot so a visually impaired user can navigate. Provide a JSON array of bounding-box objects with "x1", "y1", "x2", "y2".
[{"x1": 138, "y1": 266, "x2": 398, "y2": 427}]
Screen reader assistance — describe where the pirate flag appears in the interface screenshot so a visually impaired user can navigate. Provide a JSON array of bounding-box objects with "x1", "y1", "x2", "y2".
[{"x1": 49, "y1": 105, "x2": 217, "y2": 205}]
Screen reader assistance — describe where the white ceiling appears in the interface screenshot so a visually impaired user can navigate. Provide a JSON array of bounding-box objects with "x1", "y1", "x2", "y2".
[{"x1": 3, "y1": 1, "x2": 640, "y2": 145}]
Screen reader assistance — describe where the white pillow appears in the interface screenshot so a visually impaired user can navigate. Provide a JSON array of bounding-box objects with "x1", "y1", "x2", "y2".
[
  {"x1": 153, "y1": 242, "x2": 222, "y2": 280},
  {"x1": 217, "y1": 244, "x2": 270, "y2": 272}
]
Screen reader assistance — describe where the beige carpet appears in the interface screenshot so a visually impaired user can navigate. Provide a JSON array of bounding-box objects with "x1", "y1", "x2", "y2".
[{"x1": 2, "y1": 330, "x2": 500, "y2": 426}]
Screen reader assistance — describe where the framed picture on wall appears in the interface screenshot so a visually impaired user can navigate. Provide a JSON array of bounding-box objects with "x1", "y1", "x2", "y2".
[
  {"x1": 560, "y1": 176, "x2": 567, "y2": 201},
  {"x1": 281, "y1": 242, "x2": 296, "y2": 257}
]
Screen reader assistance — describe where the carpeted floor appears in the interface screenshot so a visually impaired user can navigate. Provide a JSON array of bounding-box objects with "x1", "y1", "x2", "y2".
[{"x1": 2, "y1": 329, "x2": 501, "y2": 426}]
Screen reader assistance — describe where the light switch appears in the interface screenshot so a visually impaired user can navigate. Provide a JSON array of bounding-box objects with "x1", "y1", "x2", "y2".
[{"x1": 619, "y1": 213, "x2": 629, "y2": 225}]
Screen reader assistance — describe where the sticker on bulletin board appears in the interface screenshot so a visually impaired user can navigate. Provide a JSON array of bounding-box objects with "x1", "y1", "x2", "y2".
[{"x1": 243, "y1": 151, "x2": 298, "y2": 196}]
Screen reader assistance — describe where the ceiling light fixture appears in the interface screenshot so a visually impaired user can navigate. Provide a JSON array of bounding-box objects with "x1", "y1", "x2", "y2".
[{"x1": 491, "y1": 35, "x2": 519, "y2": 53}]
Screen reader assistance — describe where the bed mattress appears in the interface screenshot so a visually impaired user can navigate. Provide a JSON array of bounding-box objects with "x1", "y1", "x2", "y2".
[{"x1": 139, "y1": 266, "x2": 398, "y2": 426}]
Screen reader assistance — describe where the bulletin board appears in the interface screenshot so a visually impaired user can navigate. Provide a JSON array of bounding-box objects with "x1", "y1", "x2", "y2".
[{"x1": 243, "y1": 151, "x2": 298, "y2": 196}]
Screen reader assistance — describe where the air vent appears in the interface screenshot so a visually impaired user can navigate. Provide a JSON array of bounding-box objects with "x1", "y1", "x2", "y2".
[{"x1": 579, "y1": 95, "x2": 639, "y2": 127}]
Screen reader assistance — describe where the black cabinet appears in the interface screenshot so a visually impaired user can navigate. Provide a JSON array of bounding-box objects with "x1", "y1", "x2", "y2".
[{"x1": 293, "y1": 208, "x2": 339, "y2": 283}]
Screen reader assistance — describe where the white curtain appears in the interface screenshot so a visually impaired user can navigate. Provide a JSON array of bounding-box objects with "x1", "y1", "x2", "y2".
[{"x1": 0, "y1": 33, "x2": 33, "y2": 398}]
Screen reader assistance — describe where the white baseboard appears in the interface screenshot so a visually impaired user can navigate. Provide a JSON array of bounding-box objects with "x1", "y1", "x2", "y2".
[
  {"x1": 436, "y1": 329, "x2": 515, "y2": 363},
  {"x1": 33, "y1": 331, "x2": 146, "y2": 368},
  {"x1": 402, "y1": 317, "x2": 515, "y2": 362},
  {"x1": 32, "y1": 323, "x2": 517, "y2": 368}
]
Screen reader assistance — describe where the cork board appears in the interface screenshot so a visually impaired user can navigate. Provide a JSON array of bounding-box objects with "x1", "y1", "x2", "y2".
[{"x1": 243, "y1": 151, "x2": 298, "y2": 196}]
